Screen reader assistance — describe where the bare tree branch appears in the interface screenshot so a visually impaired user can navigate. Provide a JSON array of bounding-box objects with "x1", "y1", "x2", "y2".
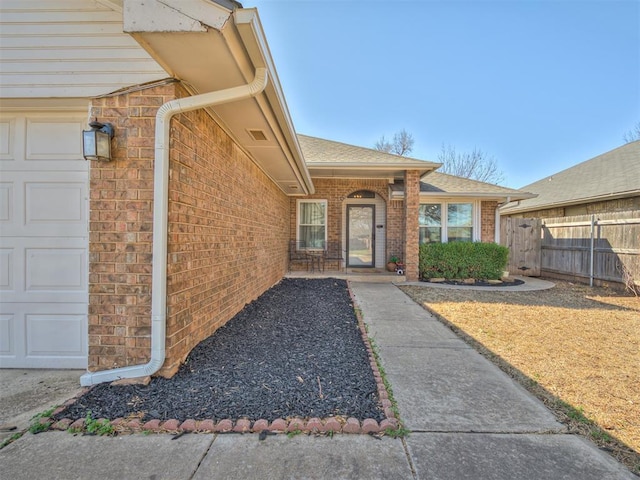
[
  {"x1": 437, "y1": 144, "x2": 505, "y2": 185},
  {"x1": 623, "y1": 122, "x2": 640, "y2": 143},
  {"x1": 374, "y1": 135, "x2": 393, "y2": 153},
  {"x1": 374, "y1": 129, "x2": 414, "y2": 156}
]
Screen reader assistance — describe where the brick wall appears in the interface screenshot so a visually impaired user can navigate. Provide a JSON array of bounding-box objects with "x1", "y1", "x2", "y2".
[
  {"x1": 404, "y1": 171, "x2": 421, "y2": 281},
  {"x1": 289, "y1": 178, "x2": 394, "y2": 268},
  {"x1": 88, "y1": 82, "x2": 290, "y2": 376},
  {"x1": 480, "y1": 201, "x2": 497, "y2": 242},
  {"x1": 386, "y1": 199, "x2": 405, "y2": 261}
]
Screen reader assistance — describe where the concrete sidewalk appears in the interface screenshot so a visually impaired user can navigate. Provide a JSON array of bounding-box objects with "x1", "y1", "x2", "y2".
[{"x1": 0, "y1": 282, "x2": 634, "y2": 479}]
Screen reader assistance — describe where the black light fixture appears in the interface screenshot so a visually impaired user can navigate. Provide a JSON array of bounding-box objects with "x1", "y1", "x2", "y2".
[{"x1": 82, "y1": 119, "x2": 114, "y2": 162}]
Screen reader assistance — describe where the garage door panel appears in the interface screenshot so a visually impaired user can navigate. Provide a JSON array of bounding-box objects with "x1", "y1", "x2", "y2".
[
  {"x1": 0, "y1": 182, "x2": 12, "y2": 221},
  {"x1": 0, "y1": 248, "x2": 13, "y2": 290},
  {"x1": 27, "y1": 313, "x2": 86, "y2": 356},
  {"x1": 0, "y1": 314, "x2": 15, "y2": 356},
  {"x1": 0, "y1": 237, "x2": 87, "y2": 303},
  {"x1": 1, "y1": 171, "x2": 87, "y2": 237},
  {"x1": 0, "y1": 117, "x2": 17, "y2": 160},
  {"x1": 25, "y1": 118, "x2": 84, "y2": 161},
  {"x1": 0, "y1": 303, "x2": 87, "y2": 368},
  {"x1": 26, "y1": 181, "x2": 86, "y2": 224},
  {"x1": 26, "y1": 248, "x2": 86, "y2": 291}
]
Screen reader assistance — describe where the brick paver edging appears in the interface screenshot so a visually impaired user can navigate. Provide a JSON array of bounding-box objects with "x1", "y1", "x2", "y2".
[{"x1": 43, "y1": 283, "x2": 400, "y2": 436}]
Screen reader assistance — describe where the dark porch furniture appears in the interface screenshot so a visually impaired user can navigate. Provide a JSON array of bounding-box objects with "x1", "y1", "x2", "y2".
[
  {"x1": 289, "y1": 240, "x2": 310, "y2": 271},
  {"x1": 322, "y1": 241, "x2": 345, "y2": 272},
  {"x1": 288, "y1": 240, "x2": 345, "y2": 272}
]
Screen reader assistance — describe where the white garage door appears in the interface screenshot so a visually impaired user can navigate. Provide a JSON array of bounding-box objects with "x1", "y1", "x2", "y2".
[{"x1": 0, "y1": 111, "x2": 88, "y2": 368}]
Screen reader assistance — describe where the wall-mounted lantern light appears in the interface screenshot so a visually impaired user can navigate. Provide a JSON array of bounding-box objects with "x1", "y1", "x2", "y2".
[{"x1": 82, "y1": 119, "x2": 114, "y2": 162}]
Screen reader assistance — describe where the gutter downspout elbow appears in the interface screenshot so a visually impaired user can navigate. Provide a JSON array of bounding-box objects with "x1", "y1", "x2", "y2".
[
  {"x1": 495, "y1": 196, "x2": 511, "y2": 244},
  {"x1": 81, "y1": 68, "x2": 269, "y2": 386}
]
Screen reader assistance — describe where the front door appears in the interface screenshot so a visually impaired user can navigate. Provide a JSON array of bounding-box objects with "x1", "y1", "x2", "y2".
[{"x1": 347, "y1": 205, "x2": 375, "y2": 267}]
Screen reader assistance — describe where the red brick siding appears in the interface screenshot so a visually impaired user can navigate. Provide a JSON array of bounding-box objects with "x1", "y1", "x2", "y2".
[
  {"x1": 386, "y1": 200, "x2": 405, "y2": 261},
  {"x1": 480, "y1": 201, "x2": 497, "y2": 243},
  {"x1": 88, "y1": 82, "x2": 290, "y2": 376},
  {"x1": 404, "y1": 171, "x2": 421, "y2": 281}
]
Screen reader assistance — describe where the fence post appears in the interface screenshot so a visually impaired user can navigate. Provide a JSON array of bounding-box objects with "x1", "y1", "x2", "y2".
[{"x1": 589, "y1": 214, "x2": 595, "y2": 287}]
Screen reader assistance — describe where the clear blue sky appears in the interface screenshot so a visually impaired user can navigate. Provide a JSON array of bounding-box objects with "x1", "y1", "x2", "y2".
[{"x1": 249, "y1": 0, "x2": 639, "y2": 188}]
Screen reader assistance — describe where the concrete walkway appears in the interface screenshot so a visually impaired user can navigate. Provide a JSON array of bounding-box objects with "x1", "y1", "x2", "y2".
[{"x1": 0, "y1": 282, "x2": 634, "y2": 479}]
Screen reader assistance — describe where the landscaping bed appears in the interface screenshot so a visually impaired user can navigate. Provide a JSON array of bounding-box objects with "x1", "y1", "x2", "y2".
[
  {"x1": 51, "y1": 278, "x2": 390, "y2": 433},
  {"x1": 400, "y1": 280, "x2": 640, "y2": 473}
]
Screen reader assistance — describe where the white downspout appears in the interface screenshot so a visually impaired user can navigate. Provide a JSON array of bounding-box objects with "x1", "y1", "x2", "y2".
[
  {"x1": 495, "y1": 196, "x2": 511, "y2": 244},
  {"x1": 81, "y1": 68, "x2": 268, "y2": 386}
]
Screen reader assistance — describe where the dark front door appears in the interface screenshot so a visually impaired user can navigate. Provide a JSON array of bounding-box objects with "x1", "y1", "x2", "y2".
[{"x1": 347, "y1": 205, "x2": 375, "y2": 267}]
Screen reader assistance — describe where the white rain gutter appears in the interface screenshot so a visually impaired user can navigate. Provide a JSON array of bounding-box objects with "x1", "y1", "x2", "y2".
[
  {"x1": 495, "y1": 196, "x2": 511, "y2": 244},
  {"x1": 81, "y1": 68, "x2": 268, "y2": 386}
]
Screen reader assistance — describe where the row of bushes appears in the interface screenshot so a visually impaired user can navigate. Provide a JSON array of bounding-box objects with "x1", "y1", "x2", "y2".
[{"x1": 419, "y1": 242, "x2": 508, "y2": 280}]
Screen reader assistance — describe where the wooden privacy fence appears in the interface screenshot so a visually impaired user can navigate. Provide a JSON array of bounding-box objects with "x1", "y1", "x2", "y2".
[{"x1": 540, "y1": 211, "x2": 640, "y2": 286}]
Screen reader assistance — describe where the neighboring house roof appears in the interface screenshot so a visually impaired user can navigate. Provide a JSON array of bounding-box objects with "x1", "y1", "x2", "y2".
[
  {"x1": 501, "y1": 141, "x2": 640, "y2": 215},
  {"x1": 298, "y1": 134, "x2": 440, "y2": 179},
  {"x1": 390, "y1": 173, "x2": 534, "y2": 202}
]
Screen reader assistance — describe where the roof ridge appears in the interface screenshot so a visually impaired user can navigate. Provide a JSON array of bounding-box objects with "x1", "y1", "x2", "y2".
[{"x1": 297, "y1": 133, "x2": 438, "y2": 165}]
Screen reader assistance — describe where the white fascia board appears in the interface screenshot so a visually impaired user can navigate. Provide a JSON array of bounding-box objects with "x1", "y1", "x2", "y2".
[
  {"x1": 124, "y1": 0, "x2": 229, "y2": 32},
  {"x1": 418, "y1": 192, "x2": 537, "y2": 202},
  {"x1": 158, "y1": 0, "x2": 231, "y2": 29},
  {"x1": 312, "y1": 174, "x2": 397, "y2": 181},
  {"x1": 307, "y1": 162, "x2": 431, "y2": 172}
]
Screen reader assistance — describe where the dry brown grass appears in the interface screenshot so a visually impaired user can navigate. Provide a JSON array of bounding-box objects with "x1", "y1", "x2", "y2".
[{"x1": 399, "y1": 280, "x2": 640, "y2": 473}]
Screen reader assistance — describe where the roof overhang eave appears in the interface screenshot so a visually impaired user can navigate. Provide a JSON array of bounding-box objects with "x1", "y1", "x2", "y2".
[
  {"x1": 500, "y1": 190, "x2": 640, "y2": 215},
  {"x1": 233, "y1": 8, "x2": 314, "y2": 194},
  {"x1": 399, "y1": 192, "x2": 537, "y2": 201},
  {"x1": 307, "y1": 164, "x2": 438, "y2": 178},
  {"x1": 124, "y1": 2, "x2": 314, "y2": 195}
]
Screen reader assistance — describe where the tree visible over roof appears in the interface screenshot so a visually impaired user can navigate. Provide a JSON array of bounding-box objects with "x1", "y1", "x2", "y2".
[
  {"x1": 623, "y1": 121, "x2": 640, "y2": 143},
  {"x1": 374, "y1": 129, "x2": 414, "y2": 156},
  {"x1": 437, "y1": 144, "x2": 505, "y2": 185}
]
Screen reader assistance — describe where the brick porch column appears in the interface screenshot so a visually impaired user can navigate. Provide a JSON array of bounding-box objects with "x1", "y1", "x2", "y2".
[{"x1": 404, "y1": 170, "x2": 420, "y2": 281}]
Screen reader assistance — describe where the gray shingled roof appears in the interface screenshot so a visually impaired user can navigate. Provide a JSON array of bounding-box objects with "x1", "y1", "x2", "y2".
[
  {"x1": 298, "y1": 134, "x2": 533, "y2": 199},
  {"x1": 297, "y1": 134, "x2": 440, "y2": 169},
  {"x1": 389, "y1": 172, "x2": 531, "y2": 200},
  {"x1": 420, "y1": 172, "x2": 525, "y2": 195},
  {"x1": 501, "y1": 141, "x2": 640, "y2": 214}
]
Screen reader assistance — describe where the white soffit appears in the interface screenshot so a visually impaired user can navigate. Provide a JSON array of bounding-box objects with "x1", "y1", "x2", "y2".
[{"x1": 123, "y1": 1, "x2": 312, "y2": 195}]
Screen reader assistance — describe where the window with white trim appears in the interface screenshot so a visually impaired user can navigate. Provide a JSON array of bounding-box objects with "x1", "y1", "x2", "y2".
[
  {"x1": 419, "y1": 202, "x2": 475, "y2": 243},
  {"x1": 419, "y1": 204, "x2": 442, "y2": 243},
  {"x1": 297, "y1": 200, "x2": 327, "y2": 248}
]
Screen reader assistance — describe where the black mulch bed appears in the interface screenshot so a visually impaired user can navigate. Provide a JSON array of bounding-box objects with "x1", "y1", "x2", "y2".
[
  {"x1": 53, "y1": 278, "x2": 384, "y2": 423},
  {"x1": 423, "y1": 278, "x2": 525, "y2": 287}
]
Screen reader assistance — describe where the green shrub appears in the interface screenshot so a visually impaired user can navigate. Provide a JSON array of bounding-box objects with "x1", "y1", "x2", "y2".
[{"x1": 419, "y1": 242, "x2": 508, "y2": 280}]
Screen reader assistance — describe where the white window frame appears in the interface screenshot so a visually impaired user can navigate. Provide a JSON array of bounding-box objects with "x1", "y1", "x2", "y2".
[
  {"x1": 419, "y1": 200, "x2": 480, "y2": 243},
  {"x1": 296, "y1": 199, "x2": 328, "y2": 249}
]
